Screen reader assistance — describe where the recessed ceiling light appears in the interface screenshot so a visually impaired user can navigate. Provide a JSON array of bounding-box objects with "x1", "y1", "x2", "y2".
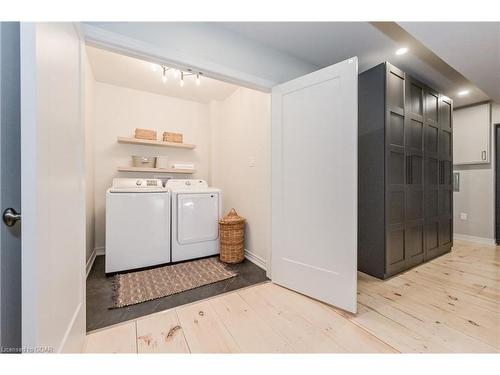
[
  {"x1": 395, "y1": 47, "x2": 409, "y2": 55},
  {"x1": 458, "y1": 90, "x2": 470, "y2": 96}
]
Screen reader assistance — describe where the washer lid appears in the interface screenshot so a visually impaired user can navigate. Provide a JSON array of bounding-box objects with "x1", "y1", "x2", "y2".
[{"x1": 109, "y1": 178, "x2": 168, "y2": 193}]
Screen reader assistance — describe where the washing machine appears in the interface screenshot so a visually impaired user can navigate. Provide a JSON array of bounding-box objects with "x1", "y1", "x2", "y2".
[
  {"x1": 105, "y1": 178, "x2": 171, "y2": 274},
  {"x1": 166, "y1": 179, "x2": 222, "y2": 262}
]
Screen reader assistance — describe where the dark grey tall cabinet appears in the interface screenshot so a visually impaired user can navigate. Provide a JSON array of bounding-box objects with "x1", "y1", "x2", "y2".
[{"x1": 358, "y1": 62, "x2": 453, "y2": 279}]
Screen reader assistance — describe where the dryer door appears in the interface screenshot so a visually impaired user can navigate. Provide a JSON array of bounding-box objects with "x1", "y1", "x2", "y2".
[{"x1": 178, "y1": 193, "x2": 219, "y2": 244}]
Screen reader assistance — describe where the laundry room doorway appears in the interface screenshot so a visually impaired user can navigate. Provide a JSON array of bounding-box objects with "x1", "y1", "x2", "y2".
[
  {"x1": 83, "y1": 44, "x2": 271, "y2": 330},
  {"x1": 82, "y1": 26, "x2": 359, "y2": 328}
]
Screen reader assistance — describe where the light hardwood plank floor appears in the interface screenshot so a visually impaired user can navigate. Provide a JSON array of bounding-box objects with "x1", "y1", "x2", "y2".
[{"x1": 83, "y1": 240, "x2": 500, "y2": 353}]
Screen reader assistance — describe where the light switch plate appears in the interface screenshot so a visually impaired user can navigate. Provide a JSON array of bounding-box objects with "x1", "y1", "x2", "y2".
[{"x1": 249, "y1": 157, "x2": 256, "y2": 167}]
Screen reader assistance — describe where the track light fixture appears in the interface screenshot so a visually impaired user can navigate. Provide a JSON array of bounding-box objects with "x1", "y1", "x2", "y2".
[{"x1": 153, "y1": 64, "x2": 203, "y2": 87}]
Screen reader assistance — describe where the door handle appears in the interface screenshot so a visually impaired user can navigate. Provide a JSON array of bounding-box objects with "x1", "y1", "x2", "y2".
[
  {"x1": 3, "y1": 208, "x2": 21, "y2": 227},
  {"x1": 481, "y1": 150, "x2": 486, "y2": 161}
]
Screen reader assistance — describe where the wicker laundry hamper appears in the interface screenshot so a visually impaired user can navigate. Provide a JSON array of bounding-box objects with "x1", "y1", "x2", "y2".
[{"x1": 219, "y1": 209, "x2": 246, "y2": 264}]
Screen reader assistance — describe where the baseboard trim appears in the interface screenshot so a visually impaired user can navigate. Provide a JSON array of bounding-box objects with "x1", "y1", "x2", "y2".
[
  {"x1": 244, "y1": 249, "x2": 267, "y2": 271},
  {"x1": 85, "y1": 248, "x2": 97, "y2": 279},
  {"x1": 91, "y1": 246, "x2": 268, "y2": 271},
  {"x1": 58, "y1": 302, "x2": 85, "y2": 353},
  {"x1": 95, "y1": 246, "x2": 105, "y2": 256},
  {"x1": 453, "y1": 233, "x2": 496, "y2": 246}
]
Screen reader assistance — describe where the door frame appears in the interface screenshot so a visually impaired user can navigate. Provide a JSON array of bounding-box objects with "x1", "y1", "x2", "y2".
[
  {"x1": 20, "y1": 22, "x2": 87, "y2": 352},
  {"x1": 80, "y1": 23, "x2": 276, "y2": 277}
]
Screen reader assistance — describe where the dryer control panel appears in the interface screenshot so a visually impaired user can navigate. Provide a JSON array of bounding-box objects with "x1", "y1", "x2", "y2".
[
  {"x1": 166, "y1": 179, "x2": 208, "y2": 191},
  {"x1": 113, "y1": 178, "x2": 162, "y2": 189}
]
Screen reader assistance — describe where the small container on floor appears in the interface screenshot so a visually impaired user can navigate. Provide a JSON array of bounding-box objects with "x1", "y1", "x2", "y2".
[{"x1": 219, "y1": 208, "x2": 246, "y2": 264}]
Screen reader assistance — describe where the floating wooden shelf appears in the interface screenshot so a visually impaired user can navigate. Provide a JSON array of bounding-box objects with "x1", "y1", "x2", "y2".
[
  {"x1": 117, "y1": 136, "x2": 196, "y2": 149},
  {"x1": 117, "y1": 166, "x2": 196, "y2": 174}
]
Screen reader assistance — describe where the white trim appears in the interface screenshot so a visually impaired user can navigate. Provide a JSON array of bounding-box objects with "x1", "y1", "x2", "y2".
[
  {"x1": 58, "y1": 302, "x2": 84, "y2": 353},
  {"x1": 453, "y1": 233, "x2": 496, "y2": 246},
  {"x1": 81, "y1": 24, "x2": 274, "y2": 93},
  {"x1": 85, "y1": 248, "x2": 97, "y2": 278},
  {"x1": 244, "y1": 249, "x2": 267, "y2": 271},
  {"x1": 95, "y1": 246, "x2": 105, "y2": 256}
]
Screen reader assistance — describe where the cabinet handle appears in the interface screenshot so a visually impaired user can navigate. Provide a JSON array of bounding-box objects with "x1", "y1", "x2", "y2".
[
  {"x1": 406, "y1": 155, "x2": 412, "y2": 184},
  {"x1": 440, "y1": 161, "x2": 444, "y2": 185},
  {"x1": 482, "y1": 150, "x2": 486, "y2": 161}
]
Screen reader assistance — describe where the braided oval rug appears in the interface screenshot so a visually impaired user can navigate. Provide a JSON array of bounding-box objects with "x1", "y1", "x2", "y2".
[{"x1": 111, "y1": 257, "x2": 237, "y2": 308}]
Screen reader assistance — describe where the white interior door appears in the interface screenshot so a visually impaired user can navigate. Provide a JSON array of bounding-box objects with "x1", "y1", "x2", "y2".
[
  {"x1": 20, "y1": 22, "x2": 86, "y2": 352},
  {"x1": 271, "y1": 57, "x2": 358, "y2": 313}
]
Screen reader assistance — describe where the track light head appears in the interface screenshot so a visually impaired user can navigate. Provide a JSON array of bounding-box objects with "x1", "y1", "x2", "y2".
[{"x1": 162, "y1": 67, "x2": 167, "y2": 84}]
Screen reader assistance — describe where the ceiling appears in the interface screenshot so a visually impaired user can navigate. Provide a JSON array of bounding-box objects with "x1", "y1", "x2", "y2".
[
  {"x1": 218, "y1": 22, "x2": 495, "y2": 107},
  {"x1": 86, "y1": 45, "x2": 239, "y2": 104},
  {"x1": 399, "y1": 22, "x2": 500, "y2": 106},
  {"x1": 86, "y1": 23, "x2": 499, "y2": 108}
]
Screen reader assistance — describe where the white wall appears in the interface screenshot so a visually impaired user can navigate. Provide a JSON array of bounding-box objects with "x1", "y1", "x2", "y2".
[
  {"x1": 84, "y1": 51, "x2": 95, "y2": 263},
  {"x1": 210, "y1": 87, "x2": 271, "y2": 266},
  {"x1": 453, "y1": 102, "x2": 500, "y2": 243},
  {"x1": 93, "y1": 82, "x2": 211, "y2": 252}
]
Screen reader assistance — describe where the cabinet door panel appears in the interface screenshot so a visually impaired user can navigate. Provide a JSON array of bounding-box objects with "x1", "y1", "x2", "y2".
[
  {"x1": 407, "y1": 119, "x2": 423, "y2": 151},
  {"x1": 425, "y1": 220, "x2": 440, "y2": 258},
  {"x1": 389, "y1": 151, "x2": 405, "y2": 184},
  {"x1": 409, "y1": 155, "x2": 423, "y2": 185},
  {"x1": 425, "y1": 91, "x2": 439, "y2": 124},
  {"x1": 441, "y1": 160, "x2": 452, "y2": 185},
  {"x1": 425, "y1": 190, "x2": 438, "y2": 218},
  {"x1": 410, "y1": 83, "x2": 423, "y2": 116},
  {"x1": 388, "y1": 191, "x2": 404, "y2": 224},
  {"x1": 425, "y1": 124, "x2": 439, "y2": 155},
  {"x1": 453, "y1": 103, "x2": 489, "y2": 165},
  {"x1": 389, "y1": 112, "x2": 404, "y2": 147},
  {"x1": 406, "y1": 225, "x2": 424, "y2": 260},
  {"x1": 439, "y1": 190, "x2": 452, "y2": 216},
  {"x1": 439, "y1": 218, "x2": 452, "y2": 246},
  {"x1": 440, "y1": 97, "x2": 452, "y2": 132},
  {"x1": 440, "y1": 130, "x2": 452, "y2": 159},
  {"x1": 425, "y1": 157, "x2": 439, "y2": 186},
  {"x1": 388, "y1": 230, "x2": 405, "y2": 265},
  {"x1": 388, "y1": 70, "x2": 405, "y2": 110},
  {"x1": 406, "y1": 190, "x2": 423, "y2": 220}
]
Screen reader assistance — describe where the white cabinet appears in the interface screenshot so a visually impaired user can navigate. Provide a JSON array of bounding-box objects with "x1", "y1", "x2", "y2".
[{"x1": 453, "y1": 103, "x2": 491, "y2": 165}]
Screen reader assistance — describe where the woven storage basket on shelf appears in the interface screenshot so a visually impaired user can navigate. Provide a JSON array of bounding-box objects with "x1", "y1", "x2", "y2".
[
  {"x1": 163, "y1": 132, "x2": 183, "y2": 143},
  {"x1": 219, "y1": 208, "x2": 246, "y2": 264},
  {"x1": 134, "y1": 128, "x2": 157, "y2": 140}
]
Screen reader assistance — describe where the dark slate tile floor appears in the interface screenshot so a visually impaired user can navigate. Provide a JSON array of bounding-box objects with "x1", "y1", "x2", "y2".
[{"x1": 86, "y1": 255, "x2": 269, "y2": 332}]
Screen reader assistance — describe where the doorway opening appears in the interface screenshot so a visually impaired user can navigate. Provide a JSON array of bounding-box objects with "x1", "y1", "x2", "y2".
[{"x1": 83, "y1": 45, "x2": 271, "y2": 331}]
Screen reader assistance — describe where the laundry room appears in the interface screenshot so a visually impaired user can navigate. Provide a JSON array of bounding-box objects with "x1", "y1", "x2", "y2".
[{"x1": 83, "y1": 45, "x2": 271, "y2": 331}]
